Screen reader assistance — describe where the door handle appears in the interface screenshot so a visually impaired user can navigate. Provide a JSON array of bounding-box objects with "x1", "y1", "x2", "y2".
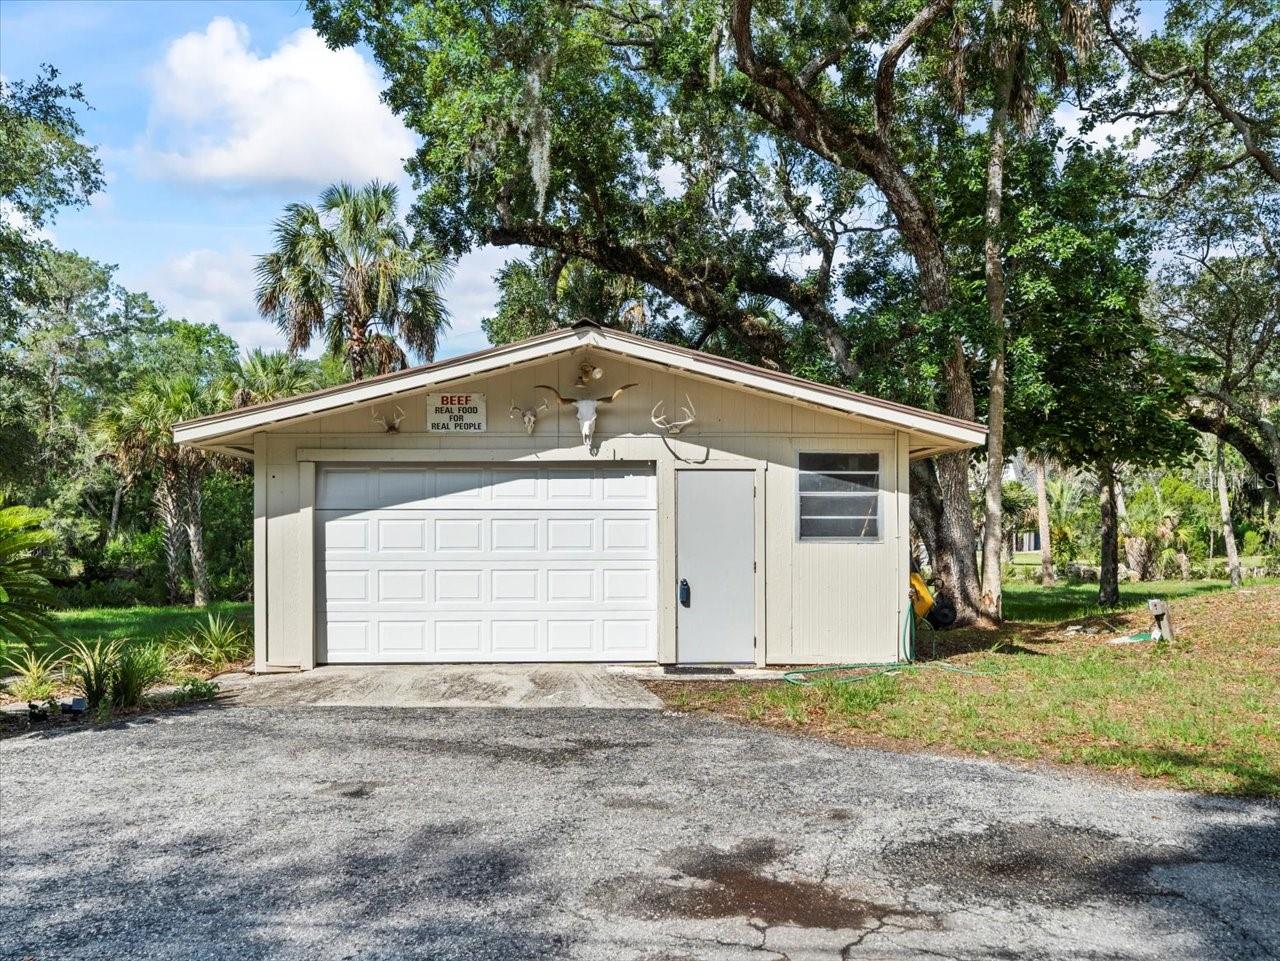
[{"x1": 679, "y1": 578, "x2": 691, "y2": 607}]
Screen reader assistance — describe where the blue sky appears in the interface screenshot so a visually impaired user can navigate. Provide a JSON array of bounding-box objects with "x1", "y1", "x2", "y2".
[{"x1": 0, "y1": 0, "x2": 506, "y2": 359}]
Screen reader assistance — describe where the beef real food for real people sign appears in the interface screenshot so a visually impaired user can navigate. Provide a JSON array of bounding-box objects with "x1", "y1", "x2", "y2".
[{"x1": 427, "y1": 392, "x2": 487, "y2": 432}]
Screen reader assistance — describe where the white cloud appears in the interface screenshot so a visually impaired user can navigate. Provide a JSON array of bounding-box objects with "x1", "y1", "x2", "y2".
[
  {"x1": 434, "y1": 246, "x2": 526, "y2": 359},
  {"x1": 0, "y1": 200, "x2": 57, "y2": 245},
  {"x1": 146, "y1": 247, "x2": 283, "y2": 351},
  {"x1": 140, "y1": 18, "x2": 416, "y2": 187},
  {"x1": 146, "y1": 244, "x2": 518, "y2": 361}
]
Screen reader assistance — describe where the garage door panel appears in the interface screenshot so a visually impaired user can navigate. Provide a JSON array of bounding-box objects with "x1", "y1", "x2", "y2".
[
  {"x1": 435, "y1": 620, "x2": 483, "y2": 653},
  {"x1": 326, "y1": 569, "x2": 370, "y2": 603},
  {"x1": 492, "y1": 569, "x2": 539, "y2": 603},
  {"x1": 377, "y1": 570, "x2": 428, "y2": 603},
  {"x1": 434, "y1": 518, "x2": 484, "y2": 551},
  {"x1": 491, "y1": 517, "x2": 539, "y2": 551},
  {"x1": 324, "y1": 516, "x2": 370, "y2": 551},
  {"x1": 379, "y1": 620, "x2": 428, "y2": 654},
  {"x1": 492, "y1": 620, "x2": 540, "y2": 653},
  {"x1": 601, "y1": 517, "x2": 652, "y2": 551},
  {"x1": 377, "y1": 469, "x2": 429, "y2": 506},
  {"x1": 434, "y1": 569, "x2": 485, "y2": 602},
  {"x1": 319, "y1": 613, "x2": 657, "y2": 662},
  {"x1": 317, "y1": 465, "x2": 656, "y2": 663},
  {"x1": 546, "y1": 518, "x2": 595, "y2": 552},
  {"x1": 326, "y1": 621, "x2": 370, "y2": 655}
]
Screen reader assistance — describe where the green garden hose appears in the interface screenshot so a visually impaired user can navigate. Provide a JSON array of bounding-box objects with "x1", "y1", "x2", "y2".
[{"x1": 781, "y1": 605, "x2": 987, "y2": 686}]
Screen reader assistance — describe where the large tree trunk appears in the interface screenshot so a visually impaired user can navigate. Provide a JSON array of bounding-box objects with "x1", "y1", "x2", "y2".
[
  {"x1": 155, "y1": 476, "x2": 187, "y2": 605},
  {"x1": 867, "y1": 149, "x2": 990, "y2": 626},
  {"x1": 183, "y1": 467, "x2": 211, "y2": 607},
  {"x1": 979, "y1": 67, "x2": 1013, "y2": 623},
  {"x1": 1035, "y1": 459, "x2": 1054, "y2": 585},
  {"x1": 1216, "y1": 439, "x2": 1243, "y2": 587},
  {"x1": 910, "y1": 460, "x2": 944, "y2": 569},
  {"x1": 1098, "y1": 461, "x2": 1121, "y2": 607}
]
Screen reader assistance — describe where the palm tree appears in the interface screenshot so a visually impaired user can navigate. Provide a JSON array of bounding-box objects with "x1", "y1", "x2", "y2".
[
  {"x1": 1045, "y1": 473, "x2": 1085, "y2": 567},
  {"x1": 0, "y1": 505, "x2": 59, "y2": 648},
  {"x1": 96, "y1": 376, "x2": 215, "y2": 606},
  {"x1": 223, "y1": 349, "x2": 319, "y2": 408},
  {"x1": 254, "y1": 181, "x2": 451, "y2": 381}
]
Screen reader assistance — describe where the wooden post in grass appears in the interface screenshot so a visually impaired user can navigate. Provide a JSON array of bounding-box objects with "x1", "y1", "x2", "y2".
[{"x1": 1148, "y1": 599, "x2": 1176, "y2": 643}]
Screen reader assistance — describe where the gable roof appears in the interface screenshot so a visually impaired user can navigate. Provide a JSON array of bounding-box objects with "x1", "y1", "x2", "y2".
[{"x1": 173, "y1": 324, "x2": 986, "y2": 456}]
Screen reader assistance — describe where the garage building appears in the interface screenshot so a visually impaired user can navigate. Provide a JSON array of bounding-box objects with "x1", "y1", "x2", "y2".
[{"x1": 174, "y1": 323, "x2": 984, "y2": 671}]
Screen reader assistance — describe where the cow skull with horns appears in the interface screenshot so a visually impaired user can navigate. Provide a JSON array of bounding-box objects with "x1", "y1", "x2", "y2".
[{"x1": 536, "y1": 383, "x2": 637, "y2": 449}]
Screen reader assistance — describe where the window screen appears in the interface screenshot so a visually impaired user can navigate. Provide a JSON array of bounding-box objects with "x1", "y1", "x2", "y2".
[{"x1": 797, "y1": 452, "x2": 880, "y2": 540}]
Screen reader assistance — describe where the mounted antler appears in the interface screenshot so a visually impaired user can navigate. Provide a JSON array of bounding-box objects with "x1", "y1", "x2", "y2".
[
  {"x1": 373, "y1": 405, "x2": 406, "y2": 433},
  {"x1": 651, "y1": 394, "x2": 696, "y2": 434},
  {"x1": 509, "y1": 399, "x2": 549, "y2": 435}
]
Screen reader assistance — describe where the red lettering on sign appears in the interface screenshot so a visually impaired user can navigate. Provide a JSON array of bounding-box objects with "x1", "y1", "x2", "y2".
[{"x1": 439, "y1": 394, "x2": 471, "y2": 406}]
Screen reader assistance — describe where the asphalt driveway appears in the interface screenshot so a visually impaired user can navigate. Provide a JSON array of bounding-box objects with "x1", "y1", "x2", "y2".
[{"x1": 2, "y1": 700, "x2": 1276, "y2": 960}]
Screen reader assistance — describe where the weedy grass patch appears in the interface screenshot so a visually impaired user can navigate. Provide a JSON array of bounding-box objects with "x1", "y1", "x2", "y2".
[{"x1": 651, "y1": 586, "x2": 1280, "y2": 797}]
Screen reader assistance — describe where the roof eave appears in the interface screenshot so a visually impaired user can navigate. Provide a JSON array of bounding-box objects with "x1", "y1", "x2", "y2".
[{"x1": 173, "y1": 327, "x2": 986, "y2": 452}]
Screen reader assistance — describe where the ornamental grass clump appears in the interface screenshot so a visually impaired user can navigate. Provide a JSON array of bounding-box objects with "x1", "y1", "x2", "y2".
[
  {"x1": 180, "y1": 613, "x2": 249, "y2": 671},
  {"x1": 1, "y1": 647, "x2": 63, "y2": 701},
  {"x1": 111, "y1": 643, "x2": 171, "y2": 709},
  {"x1": 64, "y1": 638, "x2": 174, "y2": 712},
  {"x1": 64, "y1": 638, "x2": 119, "y2": 711}
]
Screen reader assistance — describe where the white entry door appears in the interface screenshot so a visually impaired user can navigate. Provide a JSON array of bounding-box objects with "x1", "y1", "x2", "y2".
[
  {"x1": 316, "y1": 464, "x2": 657, "y2": 663},
  {"x1": 676, "y1": 470, "x2": 756, "y2": 663}
]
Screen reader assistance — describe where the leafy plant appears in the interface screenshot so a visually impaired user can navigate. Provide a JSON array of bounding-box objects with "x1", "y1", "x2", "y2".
[
  {"x1": 1, "y1": 647, "x2": 63, "y2": 701},
  {"x1": 111, "y1": 643, "x2": 171, "y2": 709},
  {"x1": 180, "y1": 613, "x2": 250, "y2": 670},
  {"x1": 172, "y1": 676, "x2": 219, "y2": 702},
  {"x1": 0, "y1": 505, "x2": 60, "y2": 647},
  {"x1": 63, "y1": 638, "x2": 122, "y2": 711}
]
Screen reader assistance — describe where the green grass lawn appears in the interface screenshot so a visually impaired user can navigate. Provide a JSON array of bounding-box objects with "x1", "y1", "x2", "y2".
[
  {"x1": 1000, "y1": 578, "x2": 1265, "y2": 622},
  {"x1": 45, "y1": 601, "x2": 252, "y2": 654},
  {"x1": 651, "y1": 584, "x2": 1280, "y2": 796}
]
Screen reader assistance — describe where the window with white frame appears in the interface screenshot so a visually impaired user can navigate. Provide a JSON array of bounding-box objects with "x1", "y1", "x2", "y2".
[{"x1": 797, "y1": 452, "x2": 880, "y2": 540}]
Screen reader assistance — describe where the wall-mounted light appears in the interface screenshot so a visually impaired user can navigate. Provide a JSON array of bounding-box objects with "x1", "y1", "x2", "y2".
[{"x1": 575, "y1": 363, "x2": 605, "y2": 388}]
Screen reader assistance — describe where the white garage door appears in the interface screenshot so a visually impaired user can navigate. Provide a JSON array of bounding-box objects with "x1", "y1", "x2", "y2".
[{"x1": 316, "y1": 464, "x2": 658, "y2": 663}]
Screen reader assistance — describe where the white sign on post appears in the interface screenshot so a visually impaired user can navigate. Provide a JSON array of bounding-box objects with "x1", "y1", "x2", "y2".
[{"x1": 427, "y1": 392, "x2": 487, "y2": 433}]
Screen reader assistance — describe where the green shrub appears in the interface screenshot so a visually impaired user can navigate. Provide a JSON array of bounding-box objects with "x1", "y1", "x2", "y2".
[
  {"x1": 111, "y1": 643, "x2": 172, "y2": 709},
  {"x1": 1, "y1": 647, "x2": 64, "y2": 701},
  {"x1": 64, "y1": 637, "x2": 174, "y2": 712},
  {"x1": 0, "y1": 504, "x2": 60, "y2": 646},
  {"x1": 173, "y1": 676, "x2": 219, "y2": 702},
  {"x1": 64, "y1": 638, "x2": 122, "y2": 710},
  {"x1": 180, "y1": 613, "x2": 250, "y2": 670},
  {"x1": 1242, "y1": 530, "x2": 1263, "y2": 558},
  {"x1": 56, "y1": 577, "x2": 165, "y2": 610}
]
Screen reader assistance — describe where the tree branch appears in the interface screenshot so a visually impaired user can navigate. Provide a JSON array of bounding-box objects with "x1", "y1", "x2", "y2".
[
  {"x1": 875, "y1": 0, "x2": 952, "y2": 137},
  {"x1": 1102, "y1": 11, "x2": 1280, "y2": 184}
]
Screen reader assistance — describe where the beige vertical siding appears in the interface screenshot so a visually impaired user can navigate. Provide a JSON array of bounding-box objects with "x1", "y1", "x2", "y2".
[{"x1": 248, "y1": 352, "x2": 910, "y2": 669}]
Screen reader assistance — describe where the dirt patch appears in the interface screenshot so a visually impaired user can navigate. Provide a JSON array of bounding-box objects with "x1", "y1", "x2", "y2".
[
  {"x1": 884, "y1": 821, "x2": 1190, "y2": 906},
  {"x1": 599, "y1": 838, "x2": 937, "y2": 930},
  {"x1": 602, "y1": 795, "x2": 671, "y2": 812},
  {"x1": 317, "y1": 780, "x2": 384, "y2": 798},
  {"x1": 397, "y1": 734, "x2": 650, "y2": 768}
]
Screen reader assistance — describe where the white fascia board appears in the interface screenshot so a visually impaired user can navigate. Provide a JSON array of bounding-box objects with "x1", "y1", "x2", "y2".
[
  {"x1": 173, "y1": 330, "x2": 591, "y2": 445},
  {"x1": 587, "y1": 331, "x2": 987, "y2": 448}
]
